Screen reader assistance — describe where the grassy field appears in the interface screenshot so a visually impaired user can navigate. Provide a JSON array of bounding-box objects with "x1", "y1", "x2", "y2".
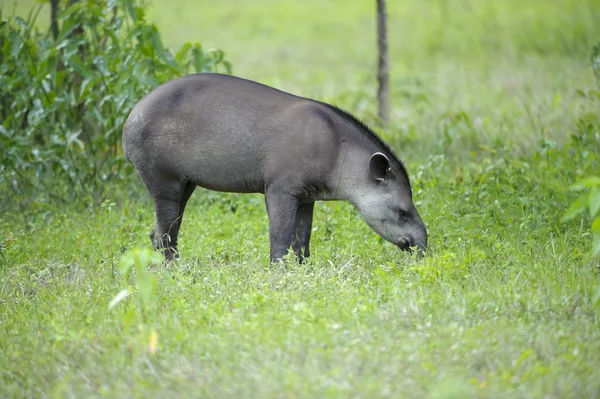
[{"x1": 2, "y1": 0, "x2": 600, "y2": 397}]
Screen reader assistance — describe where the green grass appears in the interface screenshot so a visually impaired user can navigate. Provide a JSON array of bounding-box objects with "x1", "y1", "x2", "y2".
[{"x1": 2, "y1": 0, "x2": 600, "y2": 397}]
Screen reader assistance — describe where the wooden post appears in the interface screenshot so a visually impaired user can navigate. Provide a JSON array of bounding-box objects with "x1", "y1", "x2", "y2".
[{"x1": 376, "y1": 0, "x2": 390, "y2": 123}]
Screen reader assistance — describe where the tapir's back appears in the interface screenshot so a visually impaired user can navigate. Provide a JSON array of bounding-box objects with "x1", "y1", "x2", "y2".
[{"x1": 123, "y1": 73, "x2": 339, "y2": 194}]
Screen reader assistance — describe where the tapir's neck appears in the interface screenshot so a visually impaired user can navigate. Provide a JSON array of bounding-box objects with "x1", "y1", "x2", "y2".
[{"x1": 322, "y1": 140, "x2": 374, "y2": 204}]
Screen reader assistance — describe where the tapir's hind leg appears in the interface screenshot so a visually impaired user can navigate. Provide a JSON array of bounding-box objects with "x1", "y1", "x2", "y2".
[
  {"x1": 148, "y1": 180, "x2": 196, "y2": 261},
  {"x1": 292, "y1": 202, "x2": 315, "y2": 262}
]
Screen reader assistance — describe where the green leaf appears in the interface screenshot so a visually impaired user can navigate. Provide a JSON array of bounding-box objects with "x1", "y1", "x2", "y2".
[
  {"x1": 589, "y1": 187, "x2": 600, "y2": 218},
  {"x1": 0, "y1": 126, "x2": 10, "y2": 138},
  {"x1": 150, "y1": 251, "x2": 165, "y2": 265},
  {"x1": 14, "y1": 17, "x2": 28, "y2": 31},
  {"x1": 56, "y1": 18, "x2": 81, "y2": 42},
  {"x1": 108, "y1": 289, "x2": 130, "y2": 310},
  {"x1": 8, "y1": 31, "x2": 23, "y2": 58},
  {"x1": 47, "y1": 54, "x2": 57, "y2": 77},
  {"x1": 515, "y1": 348, "x2": 534, "y2": 368},
  {"x1": 138, "y1": 273, "x2": 158, "y2": 307},
  {"x1": 562, "y1": 194, "x2": 589, "y2": 222},
  {"x1": 58, "y1": 1, "x2": 83, "y2": 20},
  {"x1": 570, "y1": 176, "x2": 600, "y2": 191},
  {"x1": 593, "y1": 235, "x2": 600, "y2": 256},
  {"x1": 591, "y1": 44, "x2": 600, "y2": 83},
  {"x1": 70, "y1": 54, "x2": 94, "y2": 80},
  {"x1": 124, "y1": 0, "x2": 144, "y2": 22},
  {"x1": 133, "y1": 248, "x2": 151, "y2": 274},
  {"x1": 593, "y1": 218, "x2": 600, "y2": 233},
  {"x1": 122, "y1": 307, "x2": 136, "y2": 330},
  {"x1": 175, "y1": 42, "x2": 192, "y2": 64},
  {"x1": 222, "y1": 60, "x2": 233, "y2": 74},
  {"x1": 118, "y1": 252, "x2": 134, "y2": 280},
  {"x1": 191, "y1": 46, "x2": 205, "y2": 72},
  {"x1": 592, "y1": 282, "x2": 600, "y2": 308},
  {"x1": 593, "y1": 218, "x2": 600, "y2": 256}
]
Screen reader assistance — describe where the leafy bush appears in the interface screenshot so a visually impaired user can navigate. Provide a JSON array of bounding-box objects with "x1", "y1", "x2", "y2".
[
  {"x1": 0, "y1": 0, "x2": 231, "y2": 211},
  {"x1": 563, "y1": 44, "x2": 600, "y2": 256}
]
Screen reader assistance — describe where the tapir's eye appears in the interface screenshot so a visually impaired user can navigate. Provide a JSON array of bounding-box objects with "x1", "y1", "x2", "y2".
[{"x1": 398, "y1": 208, "x2": 409, "y2": 221}]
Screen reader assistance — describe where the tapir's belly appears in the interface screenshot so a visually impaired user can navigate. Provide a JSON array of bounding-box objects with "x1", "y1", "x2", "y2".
[
  {"x1": 163, "y1": 122, "x2": 268, "y2": 194},
  {"x1": 183, "y1": 149, "x2": 266, "y2": 194}
]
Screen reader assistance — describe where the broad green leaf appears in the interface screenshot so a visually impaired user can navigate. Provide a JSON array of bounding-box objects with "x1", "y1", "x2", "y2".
[
  {"x1": 41, "y1": 79, "x2": 51, "y2": 94},
  {"x1": 118, "y1": 252, "x2": 134, "y2": 279},
  {"x1": 0, "y1": 126, "x2": 10, "y2": 138},
  {"x1": 570, "y1": 176, "x2": 600, "y2": 191},
  {"x1": 58, "y1": 1, "x2": 83, "y2": 20},
  {"x1": 175, "y1": 42, "x2": 192, "y2": 64},
  {"x1": 13, "y1": 17, "x2": 28, "y2": 30},
  {"x1": 80, "y1": 77, "x2": 101, "y2": 99},
  {"x1": 593, "y1": 218, "x2": 600, "y2": 255},
  {"x1": 593, "y1": 282, "x2": 600, "y2": 308},
  {"x1": 592, "y1": 44, "x2": 600, "y2": 82},
  {"x1": 47, "y1": 54, "x2": 57, "y2": 78},
  {"x1": 8, "y1": 31, "x2": 23, "y2": 58},
  {"x1": 124, "y1": 0, "x2": 144, "y2": 22},
  {"x1": 56, "y1": 18, "x2": 81, "y2": 42},
  {"x1": 191, "y1": 46, "x2": 205, "y2": 72},
  {"x1": 593, "y1": 218, "x2": 600, "y2": 233},
  {"x1": 108, "y1": 289, "x2": 130, "y2": 310},
  {"x1": 150, "y1": 251, "x2": 165, "y2": 265},
  {"x1": 589, "y1": 187, "x2": 600, "y2": 218},
  {"x1": 516, "y1": 348, "x2": 534, "y2": 368},
  {"x1": 562, "y1": 195, "x2": 588, "y2": 222},
  {"x1": 70, "y1": 54, "x2": 94, "y2": 80},
  {"x1": 593, "y1": 234, "x2": 600, "y2": 256},
  {"x1": 138, "y1": 273, "x2": 158, "y2": 307},
  {"x1": 122, "y1": 307, "x2": 136, "y2": 330},
  {"x1": 222, "y1": 60, "x2": 233, "y2": 74},
  {"x1": 147, "y1": 26, "x2": 165, "y2": 57},
  {"x1": 134, "y1": 248, "x2": 152, "y2": 273},
  {"x1": 104, "y1": 29, "x2": 121, "y2": 52}
]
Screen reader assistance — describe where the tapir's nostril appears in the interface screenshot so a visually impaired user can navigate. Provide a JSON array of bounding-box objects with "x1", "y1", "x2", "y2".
[
  {"x1": 397, "y1": 236, "x2": 411, "y2": 250},
  {"x1": 398, "y1": 234, "x2": 427, "y2": 259}
]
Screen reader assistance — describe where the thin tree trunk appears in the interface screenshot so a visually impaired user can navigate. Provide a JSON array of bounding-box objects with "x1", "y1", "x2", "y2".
[
  {"x1": 376, "y1": 0, "x2": 390, "y2": 123},
  {"x1": 50, "y1": 0, "x2": 60, "y2": 40}
]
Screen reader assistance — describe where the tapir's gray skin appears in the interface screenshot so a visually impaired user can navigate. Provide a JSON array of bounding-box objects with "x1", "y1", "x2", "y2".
[{"x1": 123, "y1": 73, "x2": 427, "y2": 262}]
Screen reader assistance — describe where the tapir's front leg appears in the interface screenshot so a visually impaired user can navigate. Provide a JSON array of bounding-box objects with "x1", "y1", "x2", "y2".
[
  {"x1": 265, "y1": 190, "x2": 300, "y2": 262},
  {"x1": 292, "y1": 202, "x2": 315, "y2": 262}
]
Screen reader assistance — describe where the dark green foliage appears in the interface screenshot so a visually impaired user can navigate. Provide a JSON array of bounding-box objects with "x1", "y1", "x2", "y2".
[
  {"x1": 562, "y1": 44, "x2": 600, "y2": 256},
  {"x1": 592, "y1": 43, "x2": 600, "y2": 84},
  {"x1": 0, "y1": 0, "x2": 231, "y2": 211}
]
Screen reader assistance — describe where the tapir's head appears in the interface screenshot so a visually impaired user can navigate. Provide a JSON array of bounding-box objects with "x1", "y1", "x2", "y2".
[{"x1": 354, "y1": 152, "x2": 427, "y2": 257}]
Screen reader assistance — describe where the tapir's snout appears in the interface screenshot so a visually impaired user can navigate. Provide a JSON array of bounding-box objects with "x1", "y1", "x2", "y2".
[{"x1": 397, "y1": 223, "x2": 427, "y2": 259}]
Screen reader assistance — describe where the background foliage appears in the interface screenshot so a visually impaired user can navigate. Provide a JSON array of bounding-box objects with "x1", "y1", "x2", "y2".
[
  {"x1": 1, "y1": 0, "x2": 600, "y2": 398},
  {"x1": 0, "y1": 0, "x2": 231, "y2": 212},
  {"x1": 562, "y1": 44, "x2": 600, "y2": 256}
]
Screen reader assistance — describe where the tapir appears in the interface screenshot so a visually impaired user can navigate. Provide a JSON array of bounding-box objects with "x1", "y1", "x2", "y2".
[{"x1": 122, "y1": 73, "x2": 427, "y2": 262}]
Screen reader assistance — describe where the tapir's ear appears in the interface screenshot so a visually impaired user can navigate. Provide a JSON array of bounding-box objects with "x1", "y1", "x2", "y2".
[{"x1": 369, "y1": 152, "x2": 391, "y2": 182}]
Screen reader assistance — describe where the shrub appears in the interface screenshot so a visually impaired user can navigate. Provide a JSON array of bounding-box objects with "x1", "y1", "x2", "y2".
[
  {"x1": 0, "y1": 0, "x2": 231, "y2": 211},
  {"x1": 563, "y1": 44, "x2": 600, "y2": 256}
]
